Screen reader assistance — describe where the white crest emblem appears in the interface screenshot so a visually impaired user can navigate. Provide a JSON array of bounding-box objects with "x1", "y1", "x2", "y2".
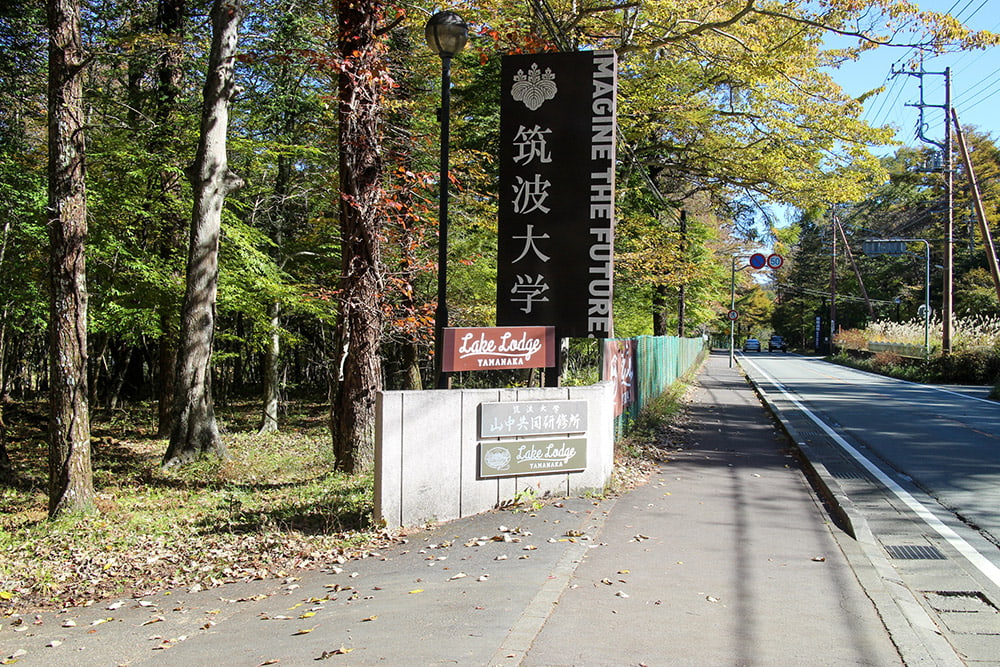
[
  {"x1": 485, "y1": 446, "x2": 512, "y2": 471},
  {"x1": 511, "y1": 63, "x2": 557, "y2": 111}
]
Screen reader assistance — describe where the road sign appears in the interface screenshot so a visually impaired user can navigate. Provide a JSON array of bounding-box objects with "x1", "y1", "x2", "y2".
[
  {"x1": 767, "y1": 253, "x2": 783, "y2": 269},
  {"x1": 749, "y1": 253, "x2": 767, "y2": 269},
  {"x1": 726, "y1": 309, "x2": 739, "y2": 321},
  {"x1": 863, "y1": 240, "x2": 906, "y2": 256}
]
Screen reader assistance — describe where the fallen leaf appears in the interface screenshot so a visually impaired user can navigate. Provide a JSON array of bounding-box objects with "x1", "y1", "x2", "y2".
[
  {"x1": 292, "y1": 625, "x2": 318, "y2": 636},
  {"x1": 449, "y1": 573, "x2": 467, "y2": 581},
  {"x1": 706, "y1": 596, "x2": 720, "y2": 603},
  {"x1": 408, "y1": 589, "x2": 424, "y2": 594},
  {"x1": 62, "y1": 619, "x2": 77, "y2": 627},
  {"x1": 141, "y1": 616, "x2": 165, "y2": 626},
  {"x1": 361, "y1": 615, "x2": 377, "y2": 622},
  {"x1": 107, "y1": 601, "x2": 126, "y2": 610},
  {"x1": 299, "y1": 612, "x2": 316, "y2": 619},
  {"x1": 616, "y1": 591, "x2": 630, "y2": 598},
  {"x1": 811, "y1": 556, "x2": 826, "y2": 562},
  {"x1": 317, "y1": 646, "x2": 354, "y2": 659}
]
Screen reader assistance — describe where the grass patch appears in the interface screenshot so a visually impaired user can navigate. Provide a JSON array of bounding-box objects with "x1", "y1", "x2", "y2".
[
  {"x1": 612, "y1": 367, "x2": 701, "y2": 491},
  {"x1": 0, "y1": 399, "x2": 385, "y2": 614}
]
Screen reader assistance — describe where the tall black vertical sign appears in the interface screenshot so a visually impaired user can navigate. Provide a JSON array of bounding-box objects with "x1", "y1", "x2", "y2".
[{"x1": 496, "y1": 50, "x2": 617, "y2": 338}]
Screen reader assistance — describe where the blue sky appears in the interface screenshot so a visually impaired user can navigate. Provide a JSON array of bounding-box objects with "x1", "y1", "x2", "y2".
[{"x1": 824, "y1": 0, "x2": 999, "y2": 153}]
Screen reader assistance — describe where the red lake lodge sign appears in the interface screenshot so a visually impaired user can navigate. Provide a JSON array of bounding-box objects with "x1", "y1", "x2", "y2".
[{"x1": 442, "y1": 326, "x2": 556, "y2": 372}]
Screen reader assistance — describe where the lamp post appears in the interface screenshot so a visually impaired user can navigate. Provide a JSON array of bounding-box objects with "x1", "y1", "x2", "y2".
[{"x1": 425, "y1": 11, "x2": 468, "y2": 389}]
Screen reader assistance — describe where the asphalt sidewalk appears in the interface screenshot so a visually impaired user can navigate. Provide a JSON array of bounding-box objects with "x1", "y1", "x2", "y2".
[{"x1": 3, "y1": 352, "x2": 906, "y2": 666}]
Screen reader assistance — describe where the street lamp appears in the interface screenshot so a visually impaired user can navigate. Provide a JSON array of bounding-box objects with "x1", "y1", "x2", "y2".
[{"x1": 425, "y1": 10, "x2": 468, "y2": 389}]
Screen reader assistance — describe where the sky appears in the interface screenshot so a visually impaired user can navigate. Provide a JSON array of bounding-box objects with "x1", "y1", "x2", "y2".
[{"x1": 824, "y1": 0, "x2": 1000, "y2": 154}]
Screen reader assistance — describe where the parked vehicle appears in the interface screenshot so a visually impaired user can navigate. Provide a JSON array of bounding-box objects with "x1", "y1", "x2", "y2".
[
  {"x1": 768, "y1": 335, "x2": 787, "y2": 352},
  {"x1": 743, "y1": 337, "x2": 761, "y2": 352}
]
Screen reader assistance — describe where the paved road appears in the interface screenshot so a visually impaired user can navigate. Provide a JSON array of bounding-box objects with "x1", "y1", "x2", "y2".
[
  {"x1": 741, "y1": 351, "x2": 1000, "y2": 559},
  {"x1": 739, "y1": 351, "x2": 1000, "y2": 664}
]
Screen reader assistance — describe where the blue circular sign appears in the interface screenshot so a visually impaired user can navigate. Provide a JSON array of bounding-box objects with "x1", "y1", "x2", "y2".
[
  {"x1": 767, "y1": 253, "x2": 783, "y2": 269},
  {"x1": 749, "y1": 253, "x2": 767, "y2": 269}
]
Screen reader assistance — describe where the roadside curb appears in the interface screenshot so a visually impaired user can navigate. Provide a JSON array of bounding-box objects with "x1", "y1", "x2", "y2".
[{"x1": 738, "y1": 357, "x2": 965, "y2": 667}]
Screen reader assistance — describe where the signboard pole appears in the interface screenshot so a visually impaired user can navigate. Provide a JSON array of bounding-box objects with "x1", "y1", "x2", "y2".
[{"x1": 544, "y1": 337, "x2": 561, "y2": 386}]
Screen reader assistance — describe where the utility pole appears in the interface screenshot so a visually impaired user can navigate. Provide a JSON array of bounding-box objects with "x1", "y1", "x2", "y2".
[
  {"x1": 944, "y1": 67, "x2": 953, "y2": 354},
  {"x1": 897, "y1": 64, "x2": 953, "y2": 353},
  {"x1": 953, "y1": 108, "x2": 1000, "y2": 303},
  {"x1": 677, "y1": 209, "x2": 687, "y2": 337},
  {"x1": 835, "y1": 215, "x2": 873, "y2": 317},
  {"x1": 829, "y1": 217, "x2": 837, "y2": 353}
]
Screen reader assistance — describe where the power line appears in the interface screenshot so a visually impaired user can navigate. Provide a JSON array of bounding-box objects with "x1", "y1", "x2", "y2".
[
  {"x1": 962, "y1": 79, "x2": 1000, "y2": 113},
  {"x1": 954, "y1": 69, "x2": 1000, "y2": 106},
  {"x1": 951, "y1": 0, "x2": 978, "y2": 22},
  {"x1": 863, "y1": 71, "x2": 898, "y2": 124}
]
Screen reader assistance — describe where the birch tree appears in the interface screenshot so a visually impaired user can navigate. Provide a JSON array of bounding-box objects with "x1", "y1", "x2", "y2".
[{"x1": 162, "y1": 0, "x2": 244, "y2": 467}]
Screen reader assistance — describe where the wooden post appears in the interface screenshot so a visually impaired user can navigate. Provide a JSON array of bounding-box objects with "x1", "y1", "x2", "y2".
[{"x1": 952, "y1": 108, "x2": 1000, "y2": 305}]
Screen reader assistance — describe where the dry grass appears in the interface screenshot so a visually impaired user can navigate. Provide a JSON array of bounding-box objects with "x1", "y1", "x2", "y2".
[{"x1": 0, "y1": 399, "x2": 389, "y2": 615}]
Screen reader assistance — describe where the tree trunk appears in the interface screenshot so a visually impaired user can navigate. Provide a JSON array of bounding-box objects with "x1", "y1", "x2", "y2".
[
  {"x1": 162, "y1": 0, "x2": 244, "y2": 468},
  {"x1": 0, "y1": 424, "x2": 13, "y2": 485},
  {"x1": 106, "y1": 343, "x2": 133, "y2": 411},
  {"x1": 652, "y1": 284, "x2": 670, "y2": 337},
  {"x1": 154, "y1": 0, "x2": 186, "y2": 439},
  {"x1": 46, "y1": 0, "x2": 94, "y2": 516},
  {"x1": 331, "y1": 0, "x2": 385, "y2": 472},
  {"x1": 157, "y1": 326, "x2": 177, "y2": 437},
  {"x1": 0, "y1": 216, "x2": 12, "y2": 435},
  {"x1": 258, "y1": 300, "x2": 280, "y2": 434}
]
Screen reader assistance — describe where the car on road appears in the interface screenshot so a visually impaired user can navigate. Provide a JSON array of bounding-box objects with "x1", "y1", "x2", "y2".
[
  {"x1": 743, "y1": 337, "x2": 761, "y2": 352},
  {"x1": 768, "y1": 335, "x2": 787, "y2": 352}
]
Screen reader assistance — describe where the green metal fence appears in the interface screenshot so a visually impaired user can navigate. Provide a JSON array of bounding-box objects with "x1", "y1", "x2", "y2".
[{"x1": 601, "y1": 335, "x2": 707, "y2": 437}]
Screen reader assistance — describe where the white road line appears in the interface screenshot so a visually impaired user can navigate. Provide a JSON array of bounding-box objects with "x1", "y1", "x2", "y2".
[{"x1": 743, "y1": 357, "x2": 1000, "y2": 589}]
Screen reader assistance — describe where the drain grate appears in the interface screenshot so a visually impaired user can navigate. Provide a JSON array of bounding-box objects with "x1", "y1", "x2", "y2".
[
  {"x1": 831, "y1": 469, "x2": 869, "y2": 481},
  {"x1": 885, "y1": 544, "x2": 946, "y2": 560}
]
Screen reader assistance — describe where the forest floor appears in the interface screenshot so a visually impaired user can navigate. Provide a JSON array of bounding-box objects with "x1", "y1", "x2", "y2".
[{"x1": 0, "y1": 391, "x2": 679, "y2": 616}]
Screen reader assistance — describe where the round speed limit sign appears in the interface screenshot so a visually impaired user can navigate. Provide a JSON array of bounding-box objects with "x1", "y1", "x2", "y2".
[
  {"x1": 767, "y1": 253, "x2": 784, "y2": 269},
  {"x1": 726, "y1": 309, "x2": 739, "y2": 321}
]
